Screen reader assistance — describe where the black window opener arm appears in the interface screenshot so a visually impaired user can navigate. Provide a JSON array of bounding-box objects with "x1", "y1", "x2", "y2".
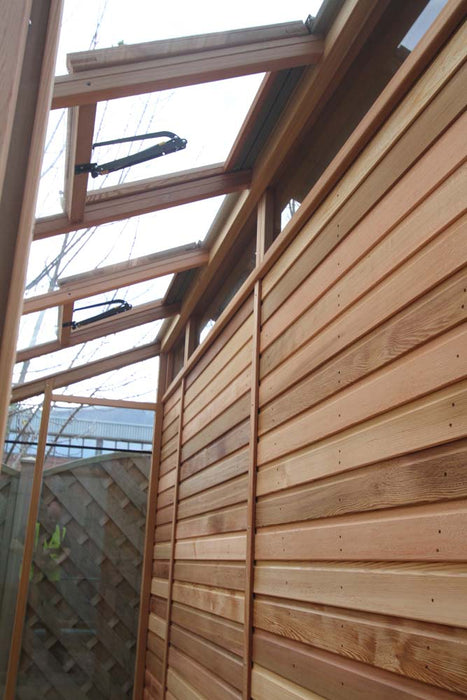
[{"x1": 75, "y1": 131, "x2": 187, "y2": 178}]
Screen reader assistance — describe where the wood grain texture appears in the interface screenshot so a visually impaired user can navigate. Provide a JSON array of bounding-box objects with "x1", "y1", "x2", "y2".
[
  {"x1": 260, "y1": 265, "x2": 467, "y2": 423},
  {"x1": 256, "y1": 439, "x2": 467, "y2": 527},
  {"x1": 176, "y1": 503, "x2": 247, "y2": 539},
  {"x1": 255, "y1": 499, "x2": 467, "y2": 561},
  {"x1": 259, "y1": 323, "x2": 467, "y2": 464},
  {"x1": 175, "y1": 533, "x2": 246, "y2": 560},
  {"x1": 179, "y1": 419, "x2": 250, "y2": 480},
  {"x1": 261, "y1": 163, "x2": 467, "y2": 379},
  {"x1": 252, "y1": 664, "x2": 326, "y2": 699},
  {"x1": 255, "y1": 562, "x2": 467, "y2": 628},
  {"x1": 171, "y1": 602, "x2": 243, "y2": 656},
  {"x1": 168, "y1": 645, "x2": 241, "y2": 700},
  {"x1": 257, "y1": 379, "x2": 467, "y2": 495},
  {"x1": 172, "y1": 581, "x2": 244, "y2": 622},
  {"x1": 254, "y1": 597, "x2": 467, "y2": 695},
  {"x1": 178, "y1": 447, "x2": 249, "y2": 499},
  {"x1": 170, "y1": 623, "x2": 243, "y2": 691},
  {"x1": 262, "y1": 81, "x2": 467, "y2": 331},
  {"x1": 253, "y1": 630, "x2": 461, "y2": 699},
  {"x1": 262, "y1": 20, "x2": 467, "y2": 299},
  {"x1": 177, "y1": 474, "x2": 248, "y2": 520},
  {"x1": 173, "y1": 561, "x2": 245, "y2": 591}
]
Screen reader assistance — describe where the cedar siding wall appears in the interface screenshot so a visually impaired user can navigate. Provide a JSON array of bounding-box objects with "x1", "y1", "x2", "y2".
[{"x1": 144, "y1": 21, "x2": 467, "y2": 700}]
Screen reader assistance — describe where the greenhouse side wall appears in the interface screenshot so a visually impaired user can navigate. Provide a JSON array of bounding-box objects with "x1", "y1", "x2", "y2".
[{"x1": 143, "y1": 20, "x2": 467, "y2": 700}]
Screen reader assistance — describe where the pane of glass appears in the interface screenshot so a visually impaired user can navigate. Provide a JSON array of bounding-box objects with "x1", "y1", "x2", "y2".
[
  {"x1": 18, "y1": 309, "x2": 60, "y2": 352},
  {"x1": 35, "y1": 110, "x2": 67, "y2": 218},
  {"x1": 0, "y1": 398, "x2": 44, "y2": 690},
  {"x1": 88, "y1": 77, "x2": 263, "y2": 191},
  {"x1": 13, "y1": 402, "x2": 154, "y2": 698},
  {"x1": 54, "y1": 356, "x2": 160, "y2": 403},
  {"x1": 13, "y1": 320, "x2": 162, "y2": 386}
]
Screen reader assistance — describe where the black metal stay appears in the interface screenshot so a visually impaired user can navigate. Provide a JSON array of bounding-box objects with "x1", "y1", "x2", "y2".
[
  {"x1": 74, "y1": 130, "x2": 187, "y2": 178},
  {"x1": 63, "y1": 299, "x2": 132, "y2": 330}
]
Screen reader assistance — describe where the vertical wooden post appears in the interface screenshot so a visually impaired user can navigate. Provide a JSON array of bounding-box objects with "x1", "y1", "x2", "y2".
[
  {"x1": 4, "y1": 382, "x2": 52, "y2": 699},
  {"x1": 184, "y1": 317, "x2": 198, "y2": 365},
  {"x1": 243, "y1": 194, "x2": 270, "y2": 697},
  {"x1": 243, "y1": 282, "x2": 261, "y2": 699},
  {"x1": 0, "y1": 0, "x2": 63, "y2": 459},
  {"x1": 256, "y1": 189, "x2": 276, "y2": 265},
  {"x1": 160, "y1": 376, "x2": 185, "y2": 698},
  {"x1": 133, "y1": 353, "x2": 167, "y2": 700}
]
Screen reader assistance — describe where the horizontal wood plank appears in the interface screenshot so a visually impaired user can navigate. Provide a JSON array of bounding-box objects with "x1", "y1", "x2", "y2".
[
  {"x1": 255, "y1": 562, "x2": 467, "y2": 627},
  {"x1": 254, "y1": 597, "x2": 467, "y2": 695}
]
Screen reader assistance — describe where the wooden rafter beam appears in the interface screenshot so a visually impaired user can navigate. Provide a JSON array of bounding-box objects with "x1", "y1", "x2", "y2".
[
  {"x1": 50, "y1": 393, "x2": 157, "y2": 410},
  {"x1": 161, "y1": 0, "x2": 390, "y2": 353},
  {"x1": 23, "y1": 244, "x2": 208, "y2": 315},
  {"x1": 17, "y1": 299, "x2": 180, "y2": 363},
  {"x1": 52, "y1": 34, "x2": 324, "y2": 109},
  {"x1": 34, "y1": 165, "x2": 251, "y2": 239},
  {"x1": 11, "y1": 341, "x2": 160, "y2": 403},
  {"x1": 64, "y1": 104, "x2": 96, "y2": 222},
  {"x1": 66, "y1": 21, "x2": 311, "y2": 72}
]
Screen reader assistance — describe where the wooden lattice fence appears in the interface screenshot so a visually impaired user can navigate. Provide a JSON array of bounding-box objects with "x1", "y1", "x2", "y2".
[{"x1": 0, "y1": 453, "x2": 150, "y2": 699}]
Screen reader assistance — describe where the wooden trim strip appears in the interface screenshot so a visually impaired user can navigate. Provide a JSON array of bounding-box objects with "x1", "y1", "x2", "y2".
[
  {"x1": 160, "y1": 376, "x2": 185, "y2": 696},
  {"x1": 4, "y1": 383, "x2": 52, "y2": 698},
  {"x1": 243, "y1": 281, "x2": 261, "y2": 698},
  {"x1": 11, "y1": 341, "x2": 160, "y2": 403},
  {"x1": 133, "y1": 354, "x2": 167, "y2": 699}
]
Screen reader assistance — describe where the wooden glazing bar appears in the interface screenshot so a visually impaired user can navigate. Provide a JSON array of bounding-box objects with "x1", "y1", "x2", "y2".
[
  {"x1": 67, "y1": 21, "x2": 311, "y2": 72},
  {"x1": 0, "y1": 0, "x2": 63, "y2": 460},
  {"x1": 58, "y1": 301, "x2": 73, "y2": 345},
  {"x1": 11, "y1": 341, "x2": 160, "y2": 402},
  {"x1": 50, "y1": 393, "x2": 157, "y2": 410},
  {"x1": 23, "y1": 245, "x2": 208, "y2": 314},
  {"x1": 52, "y1": 35, "x2": 324, "y2": 109},
  {"x1": 34, "y1": 167, "x2": 252, "y2": 239},
  {"x1": 243, "y1": 282, "x2": 261, "y2": 698},
  {"x1": 160, "y1": 376, "x2": 185, "y2": 697},
  {"x1": 4, "y1": 383, "x2": 52, "y2": 699},
  {"x1": 133, "y1": 355, "x2": 166, "y2": 699},
  {"x1": 64, "y1": 104, "x2": 96, "y2": 223}
]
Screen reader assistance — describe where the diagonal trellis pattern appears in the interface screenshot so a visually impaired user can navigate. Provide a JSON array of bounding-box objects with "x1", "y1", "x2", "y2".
[{"x1": 4, "y1": 453, "x2": 150, "y2": 699}]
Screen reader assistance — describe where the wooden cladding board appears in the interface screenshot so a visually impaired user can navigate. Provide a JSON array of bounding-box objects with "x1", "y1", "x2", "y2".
[
  {"x1": 144, "y1": 24, "x2": 467, "y2": 700},
  {"x1": 146, "y1": 298, "x2": 253, "y2": 698}
]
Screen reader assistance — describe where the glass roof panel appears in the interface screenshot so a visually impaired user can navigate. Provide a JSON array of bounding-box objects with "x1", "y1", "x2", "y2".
[
  {"x1": 52, "y1": 356, "x2": 160, "y2": 402},
  {"x1": 87, "y1": 76, "x2": 263, "y2": 191},
  {"x1": 13, "y1": 320, "x2": 161, "y2": 384},
  {"x1": 27, "y1": 196, "x2": 223, "y2": 298},
  {"x1": 18, "y1": 309, "x2": 60, "y2": 351}
]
